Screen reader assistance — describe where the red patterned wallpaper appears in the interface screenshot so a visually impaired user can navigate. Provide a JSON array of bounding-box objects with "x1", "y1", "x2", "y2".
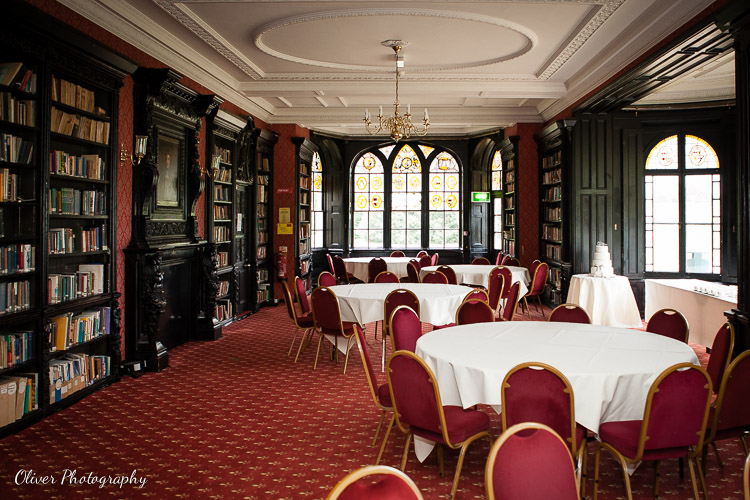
[
  {"x1": 116, "y1": 77, "x2": 134, "y2": 343},
  {"x1": 508, "y1": 123, "x2": 543, "y2": 269}
]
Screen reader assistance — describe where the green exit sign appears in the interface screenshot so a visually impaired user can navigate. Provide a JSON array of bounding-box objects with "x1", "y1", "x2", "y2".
[{"x1": 471, "y1": 191, "x2": 490, "y2": 203}]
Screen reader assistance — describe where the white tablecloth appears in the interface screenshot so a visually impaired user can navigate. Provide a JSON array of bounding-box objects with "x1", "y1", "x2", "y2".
[
  {"x1": 343, "y1": 257, "x2": 414, "y2": 282},
  {"x1": 645, "y1": 279, "x2": 737, "y2": 346},
  {"x1": 567, "y1": 274, "x2": 642, "y2": 328},
  {"x1": 328, "y1": 283, "x2": 474, "y2": 327},
  {"x1": 415, "y1": 321, "x2": 699, "y2": 435},
  {"x1": 419, "y1": 264, "x2": 530, "y2": 297}
]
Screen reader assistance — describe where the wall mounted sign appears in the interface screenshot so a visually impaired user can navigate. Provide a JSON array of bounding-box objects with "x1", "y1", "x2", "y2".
[{"x1": 471, "y1": 191, "x2": 490, "y2": 203}]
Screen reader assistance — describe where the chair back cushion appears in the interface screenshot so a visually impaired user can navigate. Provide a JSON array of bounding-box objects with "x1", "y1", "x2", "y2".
[
  {"x1": 390, "y1": 306, "x2": 422, "y2": 352},
  {"x1": 549, "y1": 304, "x2": 591, "y2": 324},
  {"x1": 282, "y1": 281, "x2": 298, "y2": 321},
  {"x1": 646, "y1": 309, "x2": 689, "y2": 343},
  {"x1": 456, "y1": 300, "x2": 495, "y2": 325},
  {"x1": 436, "y1": 265, "x2": 457, "y2": 284},
  {"x1": 528, "y1": 262, "x2": 549, "y2": 296},
  {"x1": 329, "y1": 466, "x2": 423, "y2": 500},
  {"x1": 416, "y1": 251, "x2": 428, "y2": 258},
  {"x1": 318, "y1": 271, "x2": 337, "y2": 287},
  {"x1": 390, "y1": 250, "x2": 406, "y2": 257},
  {"x1": 332, "y1": 256, "x2": 349, "y2": 282},
  {"x1": 706, "y1": 323, "x2": 734, "y2": 390},
  {"x1": 487, "y1": 268, "x2": 505, "y2": 312},
  {"x1": 497, "y1": 266, "x2": 512, "y2": 299},
  {"x1": 384, "y1": 289, "x2": 421, "y2": 336},
  {"x1": 644, "y1": 364, "x2": 711, "y2": 451},
  {"x1": 501, "y1": 363, "x2": 575, "y2": 446},
  {"x1": 495, "y1": 252, "x2": 504, "y2": 266},
  {"x1": 464, "y1": 288, "x2": 489, "y2": 303},
  {"x1": 327, "y1": 253, "x2": 335, "y2": 274},
  {"x1": 713, "y1": 350, "x2": 750, "y2": 434},
  {"x1": 388, "y1": 352, "x2": 442, "y2": 434},
  {"x1": 295, "y1": 277, "x2": 312, "y2": 314},
  {"x1": 431, "y1": 253, "x2": 439, "y2": 266},
  {"x1": 471, "y1": 257, "x2": 491, "y2": 265},
  {"x1": 368, "y1": 258, "x2": 388, "y2": 283},
  {"x1": 501, "y1": 282, "x2": 521, "y2": 321},
  {"x1": 486, "y1": 423, "x2": 579, "y2": 500},
  {"x1": 501, "y1": 256, "x2": 520, "y2": 266},
  {"x1": 422, "y1": 271, "x2": 448, "y2": 284},
  {"x1": 406, "y1": 261, "x2": 420, "y2": 283},
  {"x1": 418, "y1": 255, "x2": 432, "y2": 269},
  {"x1": 374, "y1": 271, "x2": 400, "y2": 284},
  {"x1": 311, "y1": 286, "x2": 344, "y2": 334}
]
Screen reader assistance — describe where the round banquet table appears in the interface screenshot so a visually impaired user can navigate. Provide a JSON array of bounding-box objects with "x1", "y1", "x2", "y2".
[
  {"x1": 419, "y1": 264, "x2": 530, "y2": 297},
  {"x1": 414, "y1": 321, "x2": 699, "y2": 434},
  {"x1": 342, "y1": 257, "x2": 414, "y2": 282},
  {"x1": 327, "y1": 283, "x2": 474, "y2": 327},
  {"x1": 567, "y1": 274, "x2": 642, "y2": 328}
]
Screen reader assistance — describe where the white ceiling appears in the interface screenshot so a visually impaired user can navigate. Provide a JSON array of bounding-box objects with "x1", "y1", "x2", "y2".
[{"x1": 60, "y1": 0, "x2": 732, "y2": 136}]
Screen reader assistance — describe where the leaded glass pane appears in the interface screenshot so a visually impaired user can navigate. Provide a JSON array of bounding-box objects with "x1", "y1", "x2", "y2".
[
  {"x1": 310, "y1": 152, "x2": 323, "y2": 248},
  {"x1": 491, "y1": 150, "x2": 502, "y2": 191},
  {"x1": 428, "y1": 151, "x2": 460, "y2": 249},
  {"x1": 445, "y1": 212, "x2": 459, "y2": 230},
  {"x1": 352, "y1": 152, "x2": 384, "y2": 249},
  {"x1": 645, "y1": 135, "x2": 678, "y2": 170},
  {"x1": 686, "y1": 225, "x2": 712, "y2": 273},
  {"x1": 370, "y1": 211, "x2": 383, "y2": 230},
  {"x1": 392, "y1": 230, "x2": 405, "y2": 246},
  {"x1": 651, "y1": 176, "x2": 679, "y2": 223},
  {"x1": 419, "y1": 145, "x2": 435, "y2": 157},
  {"x1": 653, "y1": 224, "x2": 679, "y2": 272},
  {"x1": 406, "y1": 229, "x2": 421, "y2": 248},
  {"x1": 445, "y1": 230, "x2": 460, "y2": 248},
  {"x1": 393, "y1": 145, "x2": 421, "y2": 174},
  {"x1": 379, "y1": 145, "x2": 395, "y2": 158},
  {"x1": 685, "y1": 135, "x2": 719, "y2": 170},
  {"x1": 430, "y1": 230, "x2": 443, "y2": 248},
  {"x1": 685, "y1": 175, "x2": 712, "y2": 223},
  {"x1": 429, "y1": 211, "x2": 443, "y2": 228}
]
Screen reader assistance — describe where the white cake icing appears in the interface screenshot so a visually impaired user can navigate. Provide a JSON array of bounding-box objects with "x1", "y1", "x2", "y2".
[{"x1": 591, "y1": 243, "x2": 614, "y2": 277}]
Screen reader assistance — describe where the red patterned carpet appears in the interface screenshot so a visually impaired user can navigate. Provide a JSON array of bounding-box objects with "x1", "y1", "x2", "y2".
[{"x1": 0, "y1": 303, "x2": 746, "y2": 499}]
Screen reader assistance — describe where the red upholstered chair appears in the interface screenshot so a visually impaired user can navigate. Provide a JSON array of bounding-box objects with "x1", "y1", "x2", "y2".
[
  {"x1": 310, "y1": 286, "x2": 362, "y2": 374},
  {"x1": 496, "y1": 266, "x2": 513, "y2": 303},
  {"x1": 318, "y1": 271, "x2": 337, "y2": 288},
  {"x1": 389, "y1": 305, "x2": 422, "y2": 353},
  {"x1": 353, "y1": 324, "x2": 393, "y2": 459},
  {"x1": 485, "y1": 423, "x2": 580, "y2": 500},
  {"x1": 501, "y1": 362, "x2": 588, "y2": 493},
  {"x1": 549, "y1": 303, "x2": 591, "y2": 324},
  {"x1": 332, "y1": 255, "x2": 364, "y2": 285},
  {"x1": 529, "y1": 259, "x2": 542, "y2": 276},
  {"x1": 390, "y1": 250, "x2": 406, "y2": 257},
  {"x1": 456, "y1": 298, "x2": 495, "y2": 325},
  {"x1": 646, "y1": 308, "x2": 690, "y2": 343},
  {"x1": 501, "y1": 255, "x2": 520, "y2": 267},
  {"x1": 522, "y1": 262, "x2": 548, "y2": 319},
  {"x1": 494, "y1": 252, "x2": 504, "y2": 266},
  {"x1": 431, "y1": 253, "x2": 439, "y2": 266},
  {"x1": 386, "y1": 351, "x2": 492, "y2": 499},
  {"x1": 405, "y1": 261, "x2": 421, "y2": 283},
  {"x1": 593, "y1": 363, "x2": 713, "y2": 500},
  {"x1": 464, "y1": 288, "x2": 489, "y2": 303},
  {"x1": 416, "y1": 250, "x2": 429, "y2": 258},
  {"x1": 500, "y1": 281, "x2": 521, "y2": 321},
  {"x1": 702, "y1": 349, "x2": 750, "y2": 468},
  {"x1": 421, "y1": 271, "x2": 448, "y2": 284},
  {"x1": 327, "y1": 465, "x2": 424, "y2": 500},
  {"x1": 436, "y1": 265, "x2": 457, "y2": 285},
  {"x1": 327, "y1": 253, "x2": 335, "y2": 274},
  {"x1": 295, "y1": 276, "x2": 312, "y2": 315},
  {"x1": 471, "y1": 256, "x2": 491, "y2": 265},
  {"x1": 282, "y1": 280, "x2": 316, "y2": 362},
  {"x1": 418, "y1": 255, "x2": 432, "y2": 269},
  {"x1": 374, "y1": 271, "x2": 400, "y2": 284},
  {"x1": 487, "y1": 267, "x2": 505, "y2": 317},
  {"x1": 382, "y1": 289, "x2": 420, "y2": 370},
  {"x1": 706, "y1": 323, "x2": 735, "y2": 396},
  {"x1": 368, "y1": 257, "x2": 388, "y2": 283}
]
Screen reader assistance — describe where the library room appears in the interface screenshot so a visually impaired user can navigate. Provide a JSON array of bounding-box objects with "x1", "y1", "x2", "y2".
[{"x1": 1, "y1": 0, "x2": 750, "y2": 498}]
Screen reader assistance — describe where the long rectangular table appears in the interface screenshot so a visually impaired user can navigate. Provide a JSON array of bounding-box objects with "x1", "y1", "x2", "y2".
[{"x1": 645, "y1": 279, "x2": 737, "y2": 346}]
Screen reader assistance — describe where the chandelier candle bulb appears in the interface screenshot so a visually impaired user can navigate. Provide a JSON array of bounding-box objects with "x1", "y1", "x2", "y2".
[
  {"x1": 424, "y1": 108, "x2": 429, "y2": 120},
  {"x1": 407, "y1": 104, "x2": 411, "y2": 115},
  {"x1": 379, "y1": 105, "x2": 383, "y2": 117},
  {"x1": 365, "y1": 108, "x2": 369, "y2": 120}
]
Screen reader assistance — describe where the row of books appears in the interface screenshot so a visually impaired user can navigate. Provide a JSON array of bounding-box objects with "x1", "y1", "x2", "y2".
[
  {"x1": 48, "y1": 353, "x2": 110, "y2": 404},
  {"x1": 0, "y1": 373, "x2": 38, "y2": 428},
  {"x1": 542, "y1": 224, "x2": 562, "y2": 242},
  {"x1": 504, "y1": 197, "x2": 514, "y2": 210},
  {"x1": 1, "y1": 133, "x2": 33, "y2": 164},
  {"x1": 544, "y1": 243, "x2": 562, "y2": 261},
  {"x1": 504, "y1": 182, "x2": 515, "y2": 194},
  {"x1": 256, "y1": 283, "x2": 270, "y2": 303},
  {"x1": 300, "y1": 191, "x2": 309, "y2": 205},
  {"x1": 0, "y1": 280, "x2": 30, "y2": 315},
  {"x1": 542, "y1": 151, "x2": 563, "y2": 169},
  {"x1": 1, "y1": 331, "x2": 32, "y2": 370},
  {"x1": 256, "y1": 245, "x2": 267, "y2": 259},
  {"x1": 217, "y1": 281, "x2": 230, "y2": 297},
  {"x1": 542, "y1": 168, "x2": 562, "y2": 185},
  {"x1": 49, "y1": 151, "x2": 105, "y2": 180},
  {"x1": 50, "y1": 107, "x2": 110, "y2": 145},
  {"x1": 0, "y1": 93, "x2": 35, "y2": 126},
  {"x1": 213, "y1": 166, "x2": 231, "y2": 183},
  {"x1": 51, "y1": 76, "x2": 104, "y2": 115},
  {"x1": 214, "y1": 205, "x2": 230, "y2": 220},
  {"x1": 257, "y1": 184, "x2": 268, "y2": 203},
  {"x1": 544, "y1": 185, "x2": 562, "y2": 202},
  {"x1": 544, "y1": 206, "x2": 562, "y2": 222},
  {"x1": 299, "y1": 177, "x2": 310, "y2": 190},
  {"x1": 214, "y1": 226, "x2": 230, "y2": 243},
  {"x1": 0, "y1": 168, "x2": 21, "y2": 202},
  {"x1": 299, "y1": 162, "x2": 309, "y2": 176},
  {"x1": 257, "y1": 268, "x2": 269, "y2": 283},
  {"x1": 48, "y1": 225, "x2": 106, "y2": 254},
  {"x1": 217, "y1": 251, "x2": 229, "y2": 267},
  {"x1": 214, "y1": 146, "x2": 231, "y2": 164},
  {"x1": 299, "y1": 222, "x2": 310, "y2": 238},
  {"x1": 214, "y1": 299, "x2": 232, "y2": 322},
  {"x1": 257, "y1": 174, "x2": 269, "y2": 185},
  {"x1": 503, "y1": 240, "x2": 516, "y2": 257},
  {"x1": 0, "y1": 243, "x2": 34, "y2": 275},
  {"x1": 257, "y1": 231, "x2": 267, "y2": 244},
  {"x1": 504, "y1": 213, "x2": 515, "y2": 226},
  {"x1": 48, "y1": 263, "x2": 104, "y2": 304},
  {"x1": 0, "y1": 63, "x2": 37, "y2": 93},
  {"x1": 299, "y1": 208, "x2": 309, "y2": 222},
  {"x1": 48, "y1": 187, "x2": 107, "y2": 216},
  {"x1": 48, "y1": 306, "x2": 110, "y2": 352},
  {"x1": 257, "y1": 204, "x2": 267, "y2": 218},
  {"x1": 299, "y1": 239, "x2": 310, "y2": 257},
  {"x1": 214, "y1": 185, "x2": 230, "y2": 202},
  {"x1": 300, "y1": 258, "x2": 311, "y2": 276}
]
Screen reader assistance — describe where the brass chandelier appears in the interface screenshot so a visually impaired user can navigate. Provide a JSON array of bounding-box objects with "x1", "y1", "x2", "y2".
[{"x1": 364, "y1": 41, "x2": 429, "y2": 142}]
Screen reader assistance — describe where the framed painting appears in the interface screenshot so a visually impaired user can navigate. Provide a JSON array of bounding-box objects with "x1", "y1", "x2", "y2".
[{"x1": 156, "y1": 132, "x2": 183, "y2": 208}]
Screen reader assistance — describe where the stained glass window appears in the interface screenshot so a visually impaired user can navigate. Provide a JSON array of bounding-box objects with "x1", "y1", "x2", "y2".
[
  {"x1": 491, "y1": 150, "x2": 503, "y2": 249},
  {"x1": 391, "y1": 145, "x2": 422, "y2": 249},
  {"x1": 428, "y1": 152, "x2": 460, "y2": 248},
  {"x1": 352, "y1": 152, "x2": 384, "y2": 249},
  {"x1": 645, "y1": 134, "x2": 720, "y2": 274},
  {"x1": 311, "y1": 152, "x2": 323, "y2": 248}
]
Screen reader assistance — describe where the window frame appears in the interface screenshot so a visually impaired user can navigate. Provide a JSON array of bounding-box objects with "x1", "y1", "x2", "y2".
[{"x1": 350, "y1": 141, "x2": 463, "y2": 251}]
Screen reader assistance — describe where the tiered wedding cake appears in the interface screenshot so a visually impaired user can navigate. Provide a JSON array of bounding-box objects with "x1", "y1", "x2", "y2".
[{"x1": 591, "y1": 242, "x2": 615, "y2": 277}]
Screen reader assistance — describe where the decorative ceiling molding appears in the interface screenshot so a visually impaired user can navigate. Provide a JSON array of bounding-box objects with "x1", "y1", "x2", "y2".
[
  {"x1": 537, "y1": 0, "x2": 625, "y2": 79},
  {"x1": 253, "y1": 8, "x2": 537, "y2": 72}
]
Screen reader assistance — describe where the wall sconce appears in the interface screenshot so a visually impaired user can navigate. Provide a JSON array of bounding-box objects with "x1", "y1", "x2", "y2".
[{"x1": 120, "y1": 135, "x2": 149, "y2": 166}]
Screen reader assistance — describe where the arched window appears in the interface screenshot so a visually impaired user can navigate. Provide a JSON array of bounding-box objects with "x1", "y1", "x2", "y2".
[
  {"x1": 311, "y1": 152, "x2": 323, "y2": 248},
  {"x1": 350, "y1": 143, "x2": 462, "y2": 250},
  {"x1": 352, "y1": 152, "x2": 385, "y2": 249},
  {"x1": 491, "y1": 150, "x2": 503, "y2": 249},
  {"x1": 645, "y1": 134, "x2": 720, "y2": 274}
]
